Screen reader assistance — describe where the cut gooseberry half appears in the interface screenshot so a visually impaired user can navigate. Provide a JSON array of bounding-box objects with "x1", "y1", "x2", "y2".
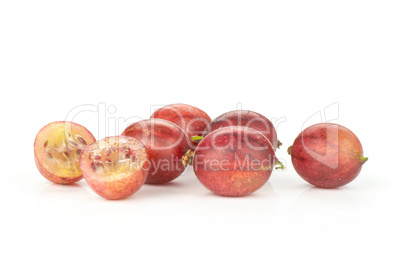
[
  {"x1": 79, "y1": 136, "x2": 149, "y2": 200},
  {"x1": 34, "y1": 121, "x2": 96, "y2": 184}
]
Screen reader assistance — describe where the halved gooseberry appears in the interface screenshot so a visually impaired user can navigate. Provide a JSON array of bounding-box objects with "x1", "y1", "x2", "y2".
[
  {"x1": 34, "y1": 121, "x2": 96, "y2": 184},
  {"x1": 79, "y1": 136, "x2": 149, "y2": 200}
]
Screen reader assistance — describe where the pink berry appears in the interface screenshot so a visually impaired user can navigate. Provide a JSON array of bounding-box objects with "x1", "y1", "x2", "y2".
[{"x1": 288, "y1": 123, "x2": 368, "y2": 188}]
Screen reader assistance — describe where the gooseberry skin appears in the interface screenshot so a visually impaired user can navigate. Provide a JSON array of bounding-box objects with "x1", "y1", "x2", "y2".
[
  {"x1": 193, "y1": 126, "x2": 277, "y2": 197},
  {"x1": 151, "y1": 103, "x2": 211, "y2": 148},
  {"x1": 203, "y1": 110, "x2": 279, "y2": 150},
  {"x1": 79, "y1": 136, "x2": 148, "y2": 200},
  {"x1": 289, "y1": 123, "x2": 367, "y2": 188},
  {"x1": 121, "y1": 119, "x2": 189, "y2": 184},
  {"x1": 34, "y1": 121, "x2": 96, "y2": 185}
]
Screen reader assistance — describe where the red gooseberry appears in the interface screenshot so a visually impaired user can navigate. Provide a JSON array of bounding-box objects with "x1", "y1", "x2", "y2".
[{"x1": 288, "y1": 123, "x2": 368, "y2": 188}]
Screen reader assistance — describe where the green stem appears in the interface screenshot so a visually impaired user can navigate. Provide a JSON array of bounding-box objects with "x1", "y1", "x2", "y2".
[
  {"x1": 360, "y1": 156, "x2": 368, "y2": 164},
  {"x1": 191, "y1": 136, "x2": 203, "y2": 142},
  {"x1": 275, "y1": 161, "x2": 285, "y2": 170}
]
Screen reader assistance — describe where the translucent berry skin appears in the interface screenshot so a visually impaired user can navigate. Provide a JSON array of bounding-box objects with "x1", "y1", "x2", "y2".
[
  {"x1": 79, "y1": 136, "x2": 148, "y2": 200},
  {"x1": 151, "y1": 103, "x2": 211, "y2": 149},
  {"x1": 193, "y1": 126, "x2": 277, "y2": 197},
  {"x1": 289, "y1": 123, "x2": 367, "y2": 188},
  {"x1": 34, "y1": 121, "x2": 96, "y2": 185},
  {"x1": 203, "y1": 110, "x2": 279, "y2": 150},
  {"x1": 121, "y1": 119, "x2": 189, "y2": 184}
]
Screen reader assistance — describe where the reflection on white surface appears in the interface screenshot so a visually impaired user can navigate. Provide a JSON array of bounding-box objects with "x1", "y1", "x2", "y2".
[
  {"x1": 0, "y1": 161, "x2": 400, "y2": 272},
  {"x1": 187, "y1": 182, "x2": 281, "y2": 240},
  {"x1": 287, "y1": 187, "x2": 360, "y2": 243}
]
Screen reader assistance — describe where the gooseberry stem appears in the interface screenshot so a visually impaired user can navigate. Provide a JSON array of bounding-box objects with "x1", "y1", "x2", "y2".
[
  {"x1": 275, "y1": 161, "x2": 285, "y2": 170},
  {"x1": 287, "y1": 145, "x2": 292, "y2": 155},
  {"x1": 191, "y1": 136, "x2": 203, "y2": 142},
  {"x1": 182, "y1": 150, "x2": 194, "y2": 166},
  {"x1": 360, "y1": 156, "x2": 368, "y2": 164}
]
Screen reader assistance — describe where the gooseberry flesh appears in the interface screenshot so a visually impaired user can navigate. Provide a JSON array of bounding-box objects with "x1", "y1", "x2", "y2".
[
  {"x1": 151, "y1": 103, "x2": 211, "y2": 149},
  {"x1": 79, "y1": 136, "x2": 148, "y2": 200},
  {"x1": 288, "y1": 123, "x2": 368, "y2": 188},
  {"x1": 203, "y1": 110, "x2": 280, "y2": 150},
  {"x1": 34, "y1": 121, "x2": 96, "y2": 184},
  {"x1": 193, "y1": 126, "x2": 277, "y2": 197},
  {"x1": 121, "y1": 119, "x2": 189, "y2": 184}
]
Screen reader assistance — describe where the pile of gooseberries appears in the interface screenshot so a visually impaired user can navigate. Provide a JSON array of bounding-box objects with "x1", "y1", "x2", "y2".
[{"x1": 34, "y1": 103, "x2": 367, "y2": 200}]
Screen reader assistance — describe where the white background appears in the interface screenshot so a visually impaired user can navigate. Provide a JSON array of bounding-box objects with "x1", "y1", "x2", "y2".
[{"x1": 0, "y1": 1, "x2": 401, "y2": 271}]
